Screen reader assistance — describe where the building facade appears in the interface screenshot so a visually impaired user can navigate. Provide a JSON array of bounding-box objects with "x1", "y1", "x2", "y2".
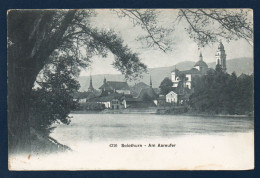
[
  {"x1": 171, "y1": 52, "x2": 208, "y2": 90},
  {"x1": 168, "y1": 42, "x2": 227, "y2": 105},
  {"x1": 87, "y1": 93, "x2": 126, "y2": 109},
  {"x1": 166, "y1": 91, "x2": 178, "y2": 104}
]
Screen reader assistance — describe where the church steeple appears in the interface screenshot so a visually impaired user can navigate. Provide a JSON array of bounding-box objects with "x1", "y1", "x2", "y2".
[
  {"x1": 215, "y1": 41, "x2": 227, "y2": 72},
  {"x1": 88, "y1": 75, "x2": 94, "y2": 92},
  {"x1": 103, "y1": 76, "x2": 106, "y2": 84},
  {"x1": 199, "y1": 52, "x2": 203, "y2": 61},
  {"x1": 150, "y1": 75, "x2": 152, "y2": 88}
]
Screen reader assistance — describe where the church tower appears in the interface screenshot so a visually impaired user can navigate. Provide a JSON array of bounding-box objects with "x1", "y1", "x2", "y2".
[
  {"x1": 88, "y1": 75, "x2": 95, "y2": 92},
  {"x1": 199, "y1": 51, "x2": 203, "y2": 61},
  {"x1": 215, "y1": 41, "x2": 227, "y2": 72},
  {"x1": 103, "y1": 76, "x2": 107, "y2": 84},
  {"x1": 150, "y1": 75, "x2": 153, "y2": 88}
]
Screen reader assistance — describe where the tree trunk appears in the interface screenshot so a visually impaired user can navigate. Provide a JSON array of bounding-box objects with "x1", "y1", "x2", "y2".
[{"x1": 8, "y1": 49, "x2": 37, "y2": 154}]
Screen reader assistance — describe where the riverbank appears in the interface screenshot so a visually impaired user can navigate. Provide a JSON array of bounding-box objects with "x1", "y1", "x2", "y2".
[
  {"x1": 180, "y1": 112, "x2": 254, "y2": 119},
  {"x1": 71, "y1": 109, "x2": 253, "y2": 119},
  {"x1": 71, "y1": 110, "x2": 102, "y2": 114},
  {"x1": 71, "y1": 108, "x2": 157, "y2": 114}
]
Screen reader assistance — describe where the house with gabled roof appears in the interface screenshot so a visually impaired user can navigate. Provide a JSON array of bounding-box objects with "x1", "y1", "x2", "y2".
[
  {"x1": 136, "y1": 76, "x2": 158, "y2": 105},
  {"x1": 166, "y1": 91, "x2": 178, "y2": 104},
  {"x1": 99, "y1": 77, "x2": 131, "y2": 95}
]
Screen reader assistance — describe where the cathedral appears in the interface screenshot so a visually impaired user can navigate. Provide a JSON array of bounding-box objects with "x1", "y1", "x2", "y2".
[{"x1": 171, "y1": 42, "x2": 227, "y2": 90}]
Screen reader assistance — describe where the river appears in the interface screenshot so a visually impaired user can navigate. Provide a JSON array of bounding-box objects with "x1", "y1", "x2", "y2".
[
  {"x1": 50, "y1": 114, "x2": 253, "y2": 144},
  {"x1": 10, "y1": 114, "x2": 254, "y2": 170}
]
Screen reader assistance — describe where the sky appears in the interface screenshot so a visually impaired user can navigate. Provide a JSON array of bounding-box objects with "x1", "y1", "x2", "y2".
[{"x1": 80, "y1": 9, "x2": 253, "y2": 76}]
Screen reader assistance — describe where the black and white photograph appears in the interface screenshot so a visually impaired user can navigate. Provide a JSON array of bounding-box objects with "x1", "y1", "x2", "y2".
[{"x1": 7, "y1": 9, "x2": 254, "y2": 170}]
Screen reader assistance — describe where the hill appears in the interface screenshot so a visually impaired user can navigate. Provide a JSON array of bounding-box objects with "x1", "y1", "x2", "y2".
[{"x1": 78, "y1": 57, "x2": 253, "y2": 91}]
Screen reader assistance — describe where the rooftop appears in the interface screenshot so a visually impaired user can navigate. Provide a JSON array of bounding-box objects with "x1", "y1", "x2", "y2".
[
  {"x1": 87, "y1": 93, "x2": 124, "y2": 102},
  {"x1": 181, "y1": 68, "x2": 202, "y2": 75},
  {"x1": 194, "y1": 60, "x2": 208, "y2": 68},
  {"x1": 99, "y1": 81, "x2": 130, "y2": 90},
  {"x1": 138, "y1": 87, "x2": 158, "y2": 100}
]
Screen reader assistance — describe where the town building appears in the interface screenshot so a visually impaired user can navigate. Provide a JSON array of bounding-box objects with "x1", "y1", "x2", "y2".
[
  {"x1": 73, "y1": 75, "x2": 99, "y2": 103},
  {"x1": 99, "y1": 77, "x2": 131, "y2": 95},
  {"x1": 86, "y1": 93, "x2": 126, "y2": 109},
  {"x1": 137, "y1": 76, "x2": 158, "y2": 105},
  {"x1": 130, "y1": 82, "x2": 150, "y2": 97},
  {"x1": 168, "y1": 42, "x2": 227, "y2": 105},
  {"x1": 123, "y1": 76, "x2": 158, "y2": 108},
  {"x1": 166, "y1": 91, "x2": 178, "y2": 104},
  {"x1": 171, "y1": 52, "x2": 208, "y2": 90},
  {"x1": 171, "y1": 42, "x2": 227, "y2": 90},
  {"x1": 157, "y1": 95, "x2": 166, "y2": 106},
  {"x1": 73, "y1": 91, "x2": 98, "y2": 103}
]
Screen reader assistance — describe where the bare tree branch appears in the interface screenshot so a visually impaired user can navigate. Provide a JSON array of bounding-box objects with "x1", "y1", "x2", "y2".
[
  {"x1": 178, "y1": 9, "x2": 253, "y2": 47},
  {"x1": 113, "y1": 9, "x2": 173, "y2": 52}
]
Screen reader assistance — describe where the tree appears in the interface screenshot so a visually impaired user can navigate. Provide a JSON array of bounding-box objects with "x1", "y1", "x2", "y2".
[
  {"x1": 159, "y1": 77, "x2": 173, "y2": 95},
  {"x1": 215, "y1": 64, "x2": 223, "y2": 73},
  {"x1": 236, "y1": 74, "x2": 254, "y2": 114},
  {"x1": 177, "y1": 9, "x2": 253, "y2": 47},
  {"x1": 189, "y1": 70, "x2": 253, "y2": 115},
  {"x1": 30, "y1": 56, "x2": 80, "y2": 136},
  {"x1": 113, "y1": 9, "x2": 173, "y2": 52},
  {"x1": 115, "y1": 9, "x2": 253, "y2": 48},
  {"x1": 7, "y1": 10, "x2": 149, "y2": 153}
]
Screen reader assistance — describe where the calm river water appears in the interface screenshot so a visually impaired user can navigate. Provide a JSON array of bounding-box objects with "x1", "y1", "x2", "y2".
[
  {"x1": 51, "y1": 114, "x2": 253, "y2": 144},
  {"x1": 11, "y1": 114, "x2": 254, "y2": 170}
]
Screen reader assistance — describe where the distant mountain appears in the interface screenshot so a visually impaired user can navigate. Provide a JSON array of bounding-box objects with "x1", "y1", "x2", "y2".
[
  {"x1": 208, "y1": 57, "x2": 253, "y2": 75},
  {"x1": 78, "y1": 57, "x2": 253, "y2": 91}
]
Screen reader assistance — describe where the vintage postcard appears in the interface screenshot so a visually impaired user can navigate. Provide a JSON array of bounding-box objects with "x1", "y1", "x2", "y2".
[{"x1": 7, "y1": 9, "x2": 254, "y2": 170}]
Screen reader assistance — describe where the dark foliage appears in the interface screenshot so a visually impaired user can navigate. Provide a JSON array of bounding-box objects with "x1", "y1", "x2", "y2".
[
  {"x1": 189, "y1": 69, "x2": 253, "y2": 115},
  {"x1": 141, "y1": 93, "x2": 154, "y2": 101},
  {"x1": 159, "y1": 77, "x2": 173, "y2": 95},
  {"x1": 29, "y1": 56, "x2": 80, "y2": 135}
]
